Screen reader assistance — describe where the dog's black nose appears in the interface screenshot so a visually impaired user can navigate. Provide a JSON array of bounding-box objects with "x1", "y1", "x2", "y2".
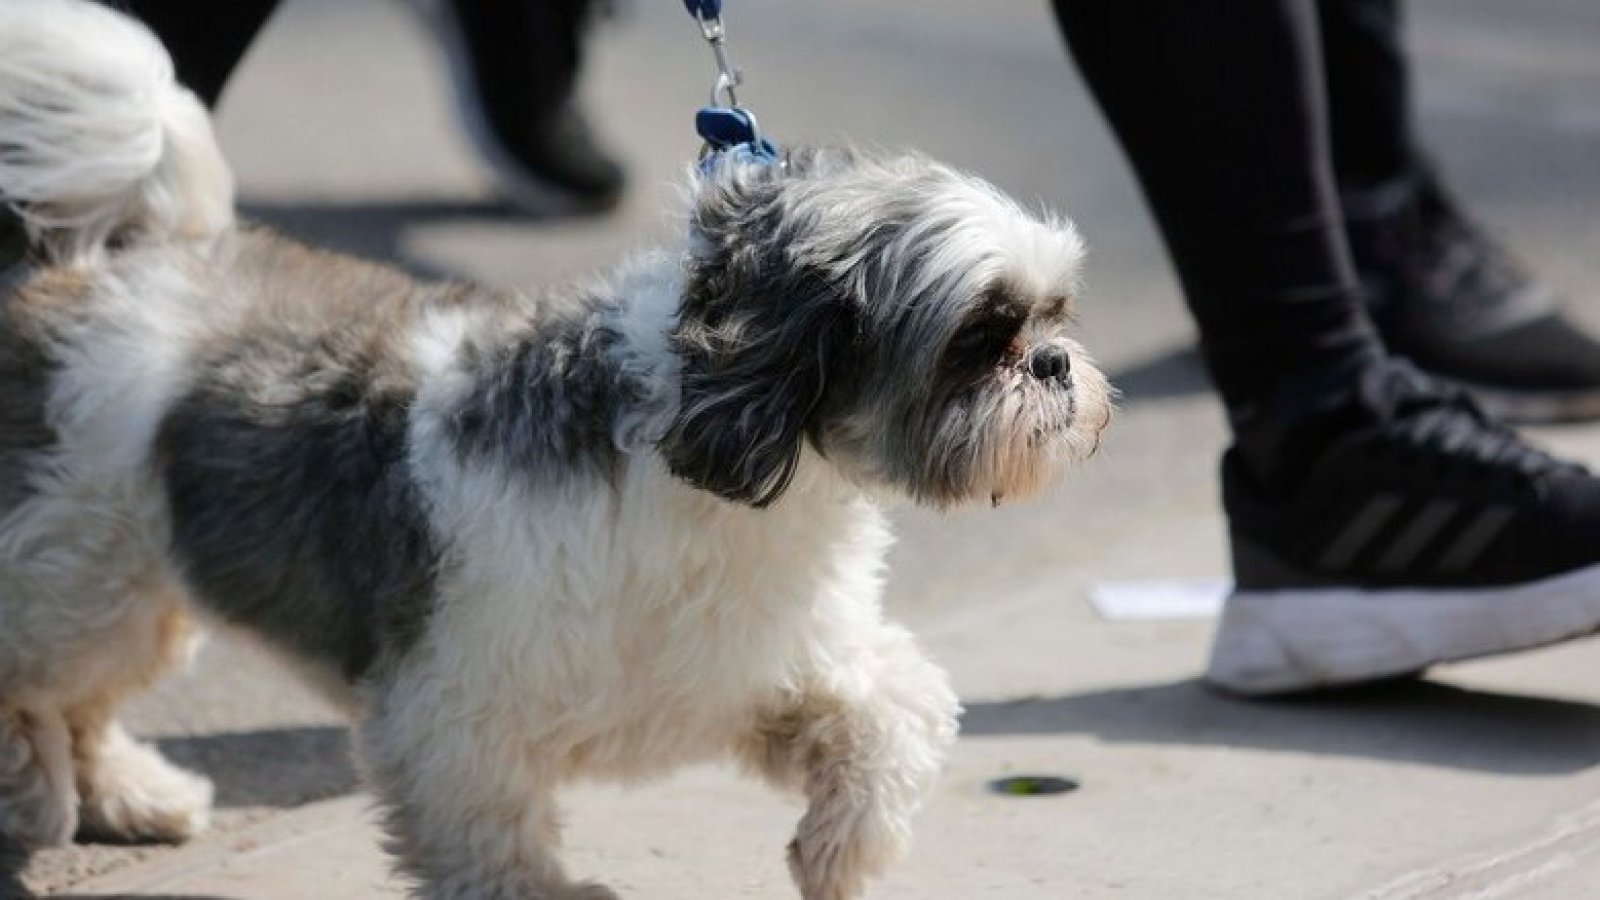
[{"x1": 1028, "y1": 346, "x2": 1072, "y2": 383}]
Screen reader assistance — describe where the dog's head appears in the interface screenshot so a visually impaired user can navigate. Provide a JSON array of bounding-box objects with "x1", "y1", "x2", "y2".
[{"x1": 665, "y1": 148, "x2": 1112, "y2": 508}]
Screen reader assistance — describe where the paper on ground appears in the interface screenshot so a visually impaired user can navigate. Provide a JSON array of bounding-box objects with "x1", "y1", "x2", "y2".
[{"x1": 1089, "y1": 580, "x2": 1231, "y2": 621}]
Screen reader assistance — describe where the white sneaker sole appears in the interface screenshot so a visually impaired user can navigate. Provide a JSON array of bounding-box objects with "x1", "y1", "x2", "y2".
[{"x1": 1206, "y1": 561, "x2": 1600, "y2": 695}]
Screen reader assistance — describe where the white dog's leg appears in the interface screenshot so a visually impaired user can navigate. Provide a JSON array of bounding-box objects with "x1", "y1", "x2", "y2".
[
  {"x1": 361, "y1": 687, "x2": 615, "y2": 900},
  {"x1": 0, "y1": 706, "x2": 77, "y2": 848},
  {"x1": 64, "y1": 592, "x2": 210, "y2": 844},
  {"x1": 69, "y1": 704, "x2": 212, "y2": 844},
  {"x1": 743, "y1": 625, "x2": 960, "y2": 900}
]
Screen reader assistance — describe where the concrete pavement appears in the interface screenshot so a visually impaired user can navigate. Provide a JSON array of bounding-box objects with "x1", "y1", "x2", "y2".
[{"x1": 16, "y1": 0, "x2": 1600, "y2": 896}]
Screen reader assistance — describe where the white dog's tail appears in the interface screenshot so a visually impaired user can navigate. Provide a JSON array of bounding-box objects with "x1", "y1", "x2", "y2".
[{"x1": 0, "y1": 0, "x2": 234, "y2": 267}]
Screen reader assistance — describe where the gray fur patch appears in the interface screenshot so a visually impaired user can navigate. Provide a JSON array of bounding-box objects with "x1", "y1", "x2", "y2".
[
  {"x1": 158, "y1": 230, "x2": 443, "y2": 682},
  {"x1": 667, "y1": 152, "x2": 864, "y2": 507},
  {"x1": 159, "y1": 356, "x2": 437, "y2": 682},
  {"x1": 0, "y1": 268, "x2": 79, "y2": 519},
  {"x1": 0, "y1": 209, "x2": 26, "y2": 275},
  {"x1": 447, "y1": 293, "x2": 639, "y2": 485}
]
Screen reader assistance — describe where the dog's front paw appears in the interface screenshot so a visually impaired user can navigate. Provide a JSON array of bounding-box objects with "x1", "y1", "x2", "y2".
[{"x1": 786, "y1": 804, "x2": 907, "y2": 900}]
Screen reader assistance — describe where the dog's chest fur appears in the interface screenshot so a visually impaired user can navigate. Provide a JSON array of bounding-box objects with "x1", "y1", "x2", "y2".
[{"x1": 412, "y1": 456, "x2": 892, "y2": 775}]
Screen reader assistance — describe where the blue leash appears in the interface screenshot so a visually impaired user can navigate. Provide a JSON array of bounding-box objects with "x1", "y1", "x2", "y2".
[{"x1": 682, "y1": 0, "x2": 779, "y2": 167}]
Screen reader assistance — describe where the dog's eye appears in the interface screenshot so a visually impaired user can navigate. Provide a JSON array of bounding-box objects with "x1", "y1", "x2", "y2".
[{"x1": 947, "y1": 317, "x2": 1024, "y2": 365}]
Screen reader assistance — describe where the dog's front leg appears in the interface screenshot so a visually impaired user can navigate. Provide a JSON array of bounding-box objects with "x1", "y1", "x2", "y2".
[
  {"x1": 360, "y1": 683, "x2": 615, "y2": 900},
  {"x1": 742, "y1": 623, "x2": 960, "y2": 900}
]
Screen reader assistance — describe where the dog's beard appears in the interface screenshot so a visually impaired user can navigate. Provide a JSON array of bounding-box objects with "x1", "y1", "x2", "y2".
[{"x1": 914, "y1": 362, "x2": 1113, "y2": 508}]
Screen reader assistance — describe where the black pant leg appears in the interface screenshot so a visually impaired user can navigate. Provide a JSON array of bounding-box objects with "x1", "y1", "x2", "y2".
[
  {"x1": 445, "y1": 0, "x2": 595, "y2": 122},
  {"x1": 117, "y1": 1, "x2": 281, "y2": 107},
  {"x1": 1052, "y1": 0, "x2": 1382, "y2": 414},
  {"x1": 1317, "y1": 0, "x2": 1414, "y2": 192}
]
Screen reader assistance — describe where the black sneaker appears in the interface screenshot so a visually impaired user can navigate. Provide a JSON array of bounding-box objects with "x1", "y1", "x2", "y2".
[
  {"x1": 1209, "y1": 361, "x2": 1600, "y2": 695},
  {"x1": 1347, "y1": 166, "x2": 1600, "y2": 424},
  {"x1": 413, "y1": 0, "x2": 627, "y2": 214}
]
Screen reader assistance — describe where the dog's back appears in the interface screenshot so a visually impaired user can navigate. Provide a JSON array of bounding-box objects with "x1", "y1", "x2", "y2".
[{"x1": 0, "y1": 0, "x2": 632, "y2": 692}]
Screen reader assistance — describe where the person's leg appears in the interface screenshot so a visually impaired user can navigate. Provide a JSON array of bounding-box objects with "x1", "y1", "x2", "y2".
[
  {"x1": 1055, "y1": 0, "x2": 1600, "y2": 695},
  {"x1": 119, "y1": 1, "x2": 280, "y2": 107},
  {"x1": 1054, "y1": 0, "x2": 1403, "y2": 495},
  {"x1": 1318, "y1": 0, "x2": 1600, "y2": 422},
  {"x1": 1052, "y1": 0, "x2": 1382, "y2": 435},
  {"x1": 422, "y1": 0, "x2": 627, "y2": 212},
  {"x1": 121, "y1": 0, "x2": 623, "y2": 213},
  {"x1": 1318, "y1": 0, "x2": 1412, "y2": 193},
  {"x1": 449, "y1": 0, "x2": 589, "y2": 126}
]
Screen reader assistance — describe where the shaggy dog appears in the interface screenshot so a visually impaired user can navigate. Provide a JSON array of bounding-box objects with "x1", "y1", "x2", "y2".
[{"x1": 0, "y1": 1, "x2": 1111, "y2": 897}]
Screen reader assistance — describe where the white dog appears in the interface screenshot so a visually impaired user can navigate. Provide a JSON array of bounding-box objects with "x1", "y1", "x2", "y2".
[{"x1": 0, "y1": 2, "x2": 1111, "y2": 897}]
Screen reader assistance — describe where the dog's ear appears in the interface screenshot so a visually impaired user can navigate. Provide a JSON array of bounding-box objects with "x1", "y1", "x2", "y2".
[{"x1": 666, "y1": 161, "x2": 858, "y2": 507}]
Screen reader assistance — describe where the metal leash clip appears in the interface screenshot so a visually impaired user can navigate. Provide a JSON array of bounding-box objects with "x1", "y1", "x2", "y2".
[
  {"x1": 690, "y1": 3, "x2": 742, "y2": 108},
  {"x1": 682, "y1": 0, "x2": 778, "y2": 166}
]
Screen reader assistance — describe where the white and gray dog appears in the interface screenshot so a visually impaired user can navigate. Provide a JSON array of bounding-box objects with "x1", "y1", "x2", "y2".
[{"x1": 0, "y1": 1, "x2": 1110, "y2": 897}]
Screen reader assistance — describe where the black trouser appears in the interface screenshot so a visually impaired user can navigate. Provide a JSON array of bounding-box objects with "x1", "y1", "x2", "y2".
[
  {"x1": 117, "y1": 2, "x2": 279, "y2": 107},
  {"x1": 117, "y1": 1, "x2": 594, "y2": 113},
  {"x1": 1053, "y1": 0, "x2": 1413, "y2": 414}
]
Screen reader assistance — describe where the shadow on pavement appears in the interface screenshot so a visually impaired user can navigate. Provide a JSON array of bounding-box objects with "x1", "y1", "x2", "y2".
[
  {"x1": 1103, "y1": 344, "x2": 1211, "y2": 404},
  {"x1": 0, "y1": 728, "x2": 346, "y2": 898},
  {"x1": 157, "y1": 726, "x2": 358, "y2": 809},
  {"x1": 961, "y1": 678, "x2": 1600, "y2": 774}
]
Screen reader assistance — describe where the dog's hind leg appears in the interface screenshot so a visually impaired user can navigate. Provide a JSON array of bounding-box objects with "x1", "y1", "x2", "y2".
[
  {"x1": 66, "y1": 597, "x2": 212, "y2": 844},
  {"x1": 740, "y1": 623, "x2": 961, "y2": 900},
  {"x1": 0, "y1": 706, "x2": 76, "y2": 848}
]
